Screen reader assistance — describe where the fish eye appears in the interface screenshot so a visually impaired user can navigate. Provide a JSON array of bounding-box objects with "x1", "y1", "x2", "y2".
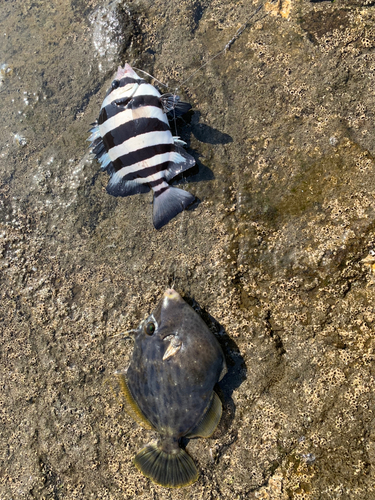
[
  {"x1": 144, "y1": 322, "x2": 156, "y2": 336},
  {"x1": 111, "y1": 80, "x2": 120, "y2": 90}
]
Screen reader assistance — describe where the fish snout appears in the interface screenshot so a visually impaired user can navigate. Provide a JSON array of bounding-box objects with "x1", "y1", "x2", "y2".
[
  {"x1": 115, "y1": 63, "x2": 139, "y2": 81},
  {"x1": 163, "y1": 289, "x2": 183, "y2": 302},
  {"x1": 123, "y1": 63, "x2": 139, "y2": 79}
]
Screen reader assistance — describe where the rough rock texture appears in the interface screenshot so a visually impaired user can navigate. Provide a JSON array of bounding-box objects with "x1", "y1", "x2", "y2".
[{"x1": 1, "y1": 0, "x2": 375, "y2": 498}]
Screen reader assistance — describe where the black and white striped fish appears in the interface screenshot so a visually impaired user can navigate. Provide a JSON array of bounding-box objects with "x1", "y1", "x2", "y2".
[{"x1": 88, "y1": 64, "x2": 196, "y2": 229}]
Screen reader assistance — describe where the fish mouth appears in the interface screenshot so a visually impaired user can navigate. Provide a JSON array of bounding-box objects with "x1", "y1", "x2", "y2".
[
  {"x1": 115, "y1": 63, "x2": 139, "y2": 81},
  {"x1": 163, "y1": 289, "x2": 184, "y2": 302}
]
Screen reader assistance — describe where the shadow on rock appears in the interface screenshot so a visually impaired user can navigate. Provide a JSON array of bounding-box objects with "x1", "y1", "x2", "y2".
[
  {"x1": 190, "y1": 111, "x2": 233, "y2": 145},
  {"x1": 170, "y1": 156, "x2": 214, "y2": 186}
]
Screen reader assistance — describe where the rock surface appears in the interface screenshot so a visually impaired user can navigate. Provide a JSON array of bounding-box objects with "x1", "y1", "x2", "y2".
[{"x1": 1, "y1": 0, "x2": 375, "y2": 498}]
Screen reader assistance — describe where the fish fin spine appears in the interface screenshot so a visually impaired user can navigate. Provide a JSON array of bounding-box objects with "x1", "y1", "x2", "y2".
[
  {"x1": 134, "y1": 442, "x2": 198, "y2": 488},
  {"x1": 172, "y1": 136, "x2": 187, "y2": 146},
  {"x1": 219, "y1": 357, "x2": 228, "y2": 381}
]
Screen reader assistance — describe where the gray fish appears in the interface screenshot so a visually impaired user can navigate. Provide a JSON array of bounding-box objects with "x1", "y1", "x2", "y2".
[
  {"x1": 88, "y1": 64, "x2": 195, "y2": 229},
  {"x1": 116, "y1": 289, "x2": 227, "y2": 488}
]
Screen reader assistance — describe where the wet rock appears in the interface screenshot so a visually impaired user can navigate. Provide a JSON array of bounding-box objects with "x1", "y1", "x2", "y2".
[
  {"x1": 1, "y1": 0, "x2": 375, "y2": 498},
  {"x1": 89, "y1": 0, "x2": 135, "y2": 73}
]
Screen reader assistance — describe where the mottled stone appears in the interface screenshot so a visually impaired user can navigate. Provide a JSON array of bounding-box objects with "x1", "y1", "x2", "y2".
[{"x1": 1, "y1": 0, "x2": 375, "y2": 498}]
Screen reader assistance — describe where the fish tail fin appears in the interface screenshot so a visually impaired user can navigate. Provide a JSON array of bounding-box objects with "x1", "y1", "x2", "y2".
[
  {"x1": 134, "y1": 442, "x2": 198, "y2": 488},
  {"x1": 153, "y1": 185, "x2": 195, "y2": 230}
]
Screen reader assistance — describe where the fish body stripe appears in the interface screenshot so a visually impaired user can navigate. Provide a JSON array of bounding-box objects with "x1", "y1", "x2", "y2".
[
  {"x1": 99, "y1": 95, "x2": 164, "y2": 124},
  {"x1": 130, "y1": 92, "x2": 164, "y2": 109},
  {"x1": 120, "y1": 161, "x2": 170, "y2": 182},
  {"x1": 89, "y1": 64, "x2": 196, "y2": 228},
  {"x1": 116, "y1": 77, "x2": 145, "y2": 87},
  {"x1": 113, "y1": 151, "x2": 183, "y2": 178},
  {"x1": 99, "y1": 104, "x2": 169, "y2": 138},
  {"x1": 103, "y1": 118, "x2": 171, "y2": 150},
  {"x1": 101, "y1": 79, "x2": 139, "y2": 108},
  {"x1": 147, "y1": 178, "x2": 171, "y2": 196},
  {"x1": 154, "y1": 186, "x2": 169, "y2": 198},
  {"x1": 100, "y1": 88, "x2": 162, "y2": 120},
  {"x1": 113, "y1": 143, "x2": 175, "y2": 172},
  {"x1": 108, "y1": 131, "x2": 173, "y2": 162}
]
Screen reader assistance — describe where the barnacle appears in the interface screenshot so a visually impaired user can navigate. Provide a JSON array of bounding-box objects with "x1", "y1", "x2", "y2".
[
  {"x1": 362, "y1": 252, "x2": 375, "y2": 285},
  {"x1": 264, "y1": 0, "x2": 292, "y2": 19}
]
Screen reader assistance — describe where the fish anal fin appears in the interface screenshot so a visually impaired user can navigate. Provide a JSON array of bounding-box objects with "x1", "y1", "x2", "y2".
[
  {"x1": 134, "y1": 441, "x2": 198, "y2": 488},
  {"x1": 107, "y1": 175, "x2": 150, "y2": 197},
  {"x1": 187, "y1": 391, "x2": 222, "y2": 438},
  {"x1": 165, "y1": 147, "x2": 195, "y2": 182},
  {"x1": 116, "y1": 372, "x2": 154, "y2": 430}
]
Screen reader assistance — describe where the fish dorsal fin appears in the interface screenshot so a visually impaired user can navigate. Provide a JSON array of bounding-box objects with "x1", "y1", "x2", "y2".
[
  {"x1": 116, "y1": 372, "x2": 155, "y2": 430},
  {"x1": 186, "y1": 391, "x2": 222, "y2": 438}
]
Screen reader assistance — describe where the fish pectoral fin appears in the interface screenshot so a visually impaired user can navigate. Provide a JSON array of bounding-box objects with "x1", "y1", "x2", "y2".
[
  {"x1": 116, "y1": 372, "x2": 155, "y2": 430},
  {"x1": 160, "y1": 93, "x2": 192, "y2": 117},
  {"x1": 163, "y1": 336, "x2": 182, "y2": 361},
  {"x1": 186, "y1": 391, "x2": 223, "y2": 438},
  {"x1": 170, "y1": 100, "x2": 192, "y2": 117}
]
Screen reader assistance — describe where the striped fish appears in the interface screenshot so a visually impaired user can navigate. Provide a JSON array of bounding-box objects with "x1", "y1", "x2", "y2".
[{"x1": 88, "y1": 64, "x2": 196, "y2": 229}]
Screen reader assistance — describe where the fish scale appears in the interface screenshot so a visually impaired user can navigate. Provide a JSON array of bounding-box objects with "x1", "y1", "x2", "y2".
[{"x1": 88, "y1": 64, "x2": 196, "y2": 229}]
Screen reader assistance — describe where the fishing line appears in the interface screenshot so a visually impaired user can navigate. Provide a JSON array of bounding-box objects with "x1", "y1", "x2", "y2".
[
  {"x1": 135, "y1": 3, "x2": 268, "y2": 140},
  {"x1": 158, "y1": 2, "x2": 269, "y2": 294},
  {"x1": 137, "y1": 2, "x2": 270, "y2": 293},
  {"x1": 135, "y1": 2, "x2": 267, "y2": 96},
  {"x1": 131, "y1": 67, "x2": 170, "y2": 89},
  {"x1": 178, "y1": 2, "x2": 265, "y2": 89},
  {"x1": 133, "y1": 1, "x2": 269, "y2": 152},
  {"x1": 169, "y1": 200, "x2": 186, "y2": 291}
]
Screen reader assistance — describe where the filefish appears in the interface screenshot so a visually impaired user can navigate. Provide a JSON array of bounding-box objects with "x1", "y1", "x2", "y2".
[
  {"x1": 88, "y1": 64, "x2": 196, "y2": 229},
  {"x1": 116, "y1": 289, "x2": 227, "y2": 488}
]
